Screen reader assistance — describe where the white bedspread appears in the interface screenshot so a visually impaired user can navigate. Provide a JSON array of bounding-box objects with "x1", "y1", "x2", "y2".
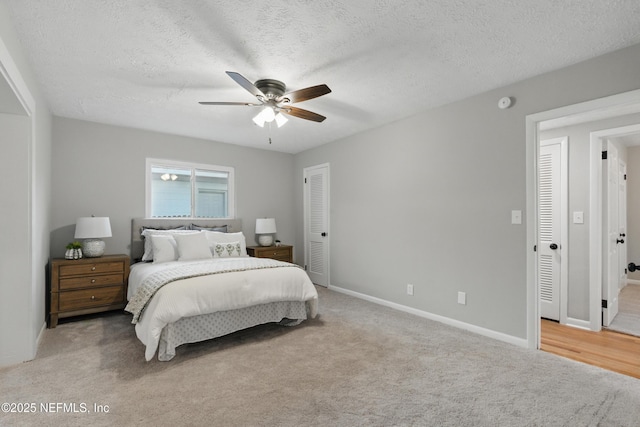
[{"x1": 128, "y1": 258, "x2": 318, "y2": 361}]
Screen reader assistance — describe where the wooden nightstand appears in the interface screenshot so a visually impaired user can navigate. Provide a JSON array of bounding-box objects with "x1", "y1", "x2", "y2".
[
  {"x1": 48, "y1": 254, "x2": 130, "y2": 328},
  {"x1": 246, "y1": 245, "x2": 293, "y2": 263}
]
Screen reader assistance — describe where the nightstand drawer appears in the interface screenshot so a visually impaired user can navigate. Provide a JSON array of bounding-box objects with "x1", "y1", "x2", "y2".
[
  {"x1": 59, "y1": 261, "x2": 124, "y2": 277},
  {"x1": 60, "y1": 273, "x2": 124, "y2": 290},
  {"x1": 58, "y1": 286, "x2": 125, "y2": 311},
  {"x1": 246, "y1": 245, "x2": 293, "y2": 263},
  {"x1": 268, "y1": 249, "x2": 291, "y2": 261}
]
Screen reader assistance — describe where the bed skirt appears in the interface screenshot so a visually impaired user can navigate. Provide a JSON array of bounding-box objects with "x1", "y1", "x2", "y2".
[{"x1": 156, "y1": 300, "x2": 309, "y2": 361}]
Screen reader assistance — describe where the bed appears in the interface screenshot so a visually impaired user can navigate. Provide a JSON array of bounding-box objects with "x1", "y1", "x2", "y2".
[{"x1": 126, "y1": 218, "x2": 318, "y2": 361}]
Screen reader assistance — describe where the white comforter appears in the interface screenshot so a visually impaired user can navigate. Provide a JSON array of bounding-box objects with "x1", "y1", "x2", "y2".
[{"x1": 128, "y1": 258, "x2": 318, "y2": 361}]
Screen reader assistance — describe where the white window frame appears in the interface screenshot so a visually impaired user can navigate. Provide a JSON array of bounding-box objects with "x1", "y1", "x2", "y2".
[{"x1": 145, "y1": 158, "x2": 235, "y2": 219}]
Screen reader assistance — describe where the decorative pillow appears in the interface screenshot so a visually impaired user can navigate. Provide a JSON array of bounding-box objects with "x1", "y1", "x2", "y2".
[
  {"x1": 150, "y1": 234, "x2": 178, "y2": 263},
  {"x1": 212, "y1": 241, "x2": 242, "y2": 258},
  {"x1": 140, "y1": 229, "x2": 198, "y2": 261},
  {"x1": 191, "y1": 224, "x2": 228, "y2": 232},
  {"x1": 174, "y1": 232, "x2": 213, "y2": 261},
  {"x1": 204, "y1": 231, "x2": 248, "y2": 257}
]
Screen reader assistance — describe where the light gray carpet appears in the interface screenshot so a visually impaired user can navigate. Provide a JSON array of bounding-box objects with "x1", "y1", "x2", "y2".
[
  {"x1": 2, "y1": 286, "x2": 640, "y2": 427},
  {"x1": 607, "y1": 284, "x2": 640, "y2": 337}
]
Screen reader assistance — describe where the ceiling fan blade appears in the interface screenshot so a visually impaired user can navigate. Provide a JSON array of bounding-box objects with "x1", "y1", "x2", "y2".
[
  {"x1": 281, "y1": 106, "x2": 326, "y2": 122},
  {"x1": 278, "y1": 84, "x2": 331, "y2": 104},
  {"x1": 226, "y1": 71, "x2": 267, "y2": 101},
  {"x1": 199, "y1": 101, "x2": 260, "y2": 106}
]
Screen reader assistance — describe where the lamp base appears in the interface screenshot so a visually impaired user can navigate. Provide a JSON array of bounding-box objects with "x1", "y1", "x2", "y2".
[
  {"x1": 258, "y1": 235, "x2": 274, "y2": 247},
  {"x1": 82, "y1": 239, "x2": 106, "y2": 257}
]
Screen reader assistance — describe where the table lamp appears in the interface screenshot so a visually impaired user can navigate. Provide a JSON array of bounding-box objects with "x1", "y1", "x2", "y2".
[
  {"x1": 255, "y1": 218, "x2": 276, "y2": 246},
  {"x1": 74, "y1": 216, "x2": 112, "y2": 257}
]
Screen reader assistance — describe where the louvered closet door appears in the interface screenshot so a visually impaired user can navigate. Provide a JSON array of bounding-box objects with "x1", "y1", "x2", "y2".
[
  {"x1": 304, "y1": 165, "x2": 329, "y2": 286},
  {"x1": 538, "y1": 142, "x2": 561, "y2": 321}
]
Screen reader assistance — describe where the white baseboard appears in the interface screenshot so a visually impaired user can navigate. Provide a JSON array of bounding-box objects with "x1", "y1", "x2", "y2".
[
  {"x1": 627, "y1": 279, "x2": 640, "y2": 286},
  {"x1": 328, "y1": 285, "x2": 528, "y2": 348},
  {"x1": 564, "y1": 317, "x2": 592, "y2": 330},
  {"x1": 34, "y1": 320, "x2": 46, "y2": 358}
]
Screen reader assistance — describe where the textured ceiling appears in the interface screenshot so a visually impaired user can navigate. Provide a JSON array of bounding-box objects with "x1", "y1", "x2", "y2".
[{"x1": 4, "y1": 0, "x2": 640, "y2": 153}]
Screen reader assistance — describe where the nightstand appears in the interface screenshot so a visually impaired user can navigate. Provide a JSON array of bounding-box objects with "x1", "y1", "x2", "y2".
[
  {"x1": 246, "y1": 245, "x2": 293, "y2": 263},
  {"x1": 48, "y1": 254, "x2": 130, "y2": 328}
]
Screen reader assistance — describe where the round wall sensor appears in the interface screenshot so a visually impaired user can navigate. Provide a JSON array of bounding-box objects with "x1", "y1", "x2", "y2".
[{"x1": 498, "y1": 97, "x2": 512, "y2": 109}]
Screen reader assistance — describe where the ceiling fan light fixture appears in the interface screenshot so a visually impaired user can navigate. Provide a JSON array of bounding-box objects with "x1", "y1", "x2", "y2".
[
  {"x1": 275, "y1": 112, "x2": 288, "y2": 128},
  {"x1": 252, "y1": 113, "x2": 266, "y2": 127},
  {"x1": 261, "y1": 106, "x2": 276, "y2": 123}
]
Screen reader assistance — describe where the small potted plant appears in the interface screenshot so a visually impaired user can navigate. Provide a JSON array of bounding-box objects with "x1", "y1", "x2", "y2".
[{"x1": 65, "y1": 241, "x2": 83, "y2": 260}]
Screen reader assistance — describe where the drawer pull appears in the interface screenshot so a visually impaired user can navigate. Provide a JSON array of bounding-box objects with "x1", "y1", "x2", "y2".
[
  {"x1": 91, "y1": 266, "x2": 96, "y2": 271},
  {"x1": 91, "y1": 296, "x2": 95, "y2": 300},
  {"x1": 91, "y1": 279, "x2": 96, "y2": 283}
]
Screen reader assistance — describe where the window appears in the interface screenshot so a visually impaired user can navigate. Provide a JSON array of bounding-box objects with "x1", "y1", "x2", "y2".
[{"x1": 146, "y1": 159, "x2": 234, "y2": 219}]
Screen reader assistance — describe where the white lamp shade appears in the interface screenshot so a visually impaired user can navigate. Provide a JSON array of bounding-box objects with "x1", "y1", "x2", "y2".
[
  {"x1": 275, "y1": 112, "x2": 288, "y2": 127},
  {"x1": 252, "y1": 114, "x2": 266, "y2": 127},
  {"x1": 261, "y1": 107, "x2": 276, "y2": 122},
  {"x1": 255, "y1": 218, "x2": 276, "y2": 234},
  {"x1": 74, "y1": 217, "x2": 112, "y2": 239}
]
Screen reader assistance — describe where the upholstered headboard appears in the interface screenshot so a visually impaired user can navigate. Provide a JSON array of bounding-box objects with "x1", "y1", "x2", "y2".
[{"x1": 130, "y1": 218, "x2": 243, "y2": 261}]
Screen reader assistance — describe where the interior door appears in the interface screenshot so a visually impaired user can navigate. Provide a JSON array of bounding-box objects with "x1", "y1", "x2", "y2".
[
  {"x1": 304, "y1": 164, "x2": 329, "y2": 286},
  {"x1": 618, "y1": 160, "x2": 627, "y2": 294},
  {"x1": 538, "y1": 139, "x2": 562, "y2": 320},
  {"x1": 603, "y1": 141, "x2": 620, "y2": 326}
]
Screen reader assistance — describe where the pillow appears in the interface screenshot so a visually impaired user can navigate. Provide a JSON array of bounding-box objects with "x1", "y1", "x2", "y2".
[
  {"x1": 150, "y1": 234, "x2": 178, "y2": 263},
  {"x1": 204, "y1": 231, "x2": 248, "y2": 257},
  {"x1": 140, "y1": 229, "x2": 198, "y2": 261},
  {"x1": 212, "y1": 241, "x2": 242, "y2": 258},
  {"x1": 191, "y1": 224, "x2": 228, "y2": 232},
  {"x1": 141, "y1": 225, "x2": 187, "y2": 232},
  {"x1": 174, "y1": 232, "x2": 213, "y2": 261}
]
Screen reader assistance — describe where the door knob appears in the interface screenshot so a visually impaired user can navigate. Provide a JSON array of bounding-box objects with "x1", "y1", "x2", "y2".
[
  {"x1": 617, "y1": 238, "x2": 625, "y2": 244},
  {"x1": 549, "y1": 243, "x2": 558, "y2": 250},
  {"x1": 321, "y1": 232, "x2": 327, "y2": 237},
  {"x1": 620, "y1": 233, "x2": 626, "y2": 237}
]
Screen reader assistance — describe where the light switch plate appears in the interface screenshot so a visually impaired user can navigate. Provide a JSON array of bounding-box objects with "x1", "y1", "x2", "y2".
[
  {"x1": 511, "y1": 210, "x2": 522, "y2": 225},
  {"x1": 457, "y1": 291, "x2": 466, "y2": 305},
  {"x1": 573, "y1": 211, "x2": 584, "y2": 224}
]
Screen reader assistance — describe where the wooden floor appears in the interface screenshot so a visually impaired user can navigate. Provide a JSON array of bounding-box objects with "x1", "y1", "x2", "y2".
[{"x1": 540, "y1": 319, "x2": 640, "y2": 379}]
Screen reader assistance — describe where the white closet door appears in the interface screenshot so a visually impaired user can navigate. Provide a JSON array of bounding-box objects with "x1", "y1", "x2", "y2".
[
  {"x1": 304, "y1": 164, "x2": 329, "y2": 286},
  {"x1": 538, "y1": 141, "x2": 562, "y2": 320}
]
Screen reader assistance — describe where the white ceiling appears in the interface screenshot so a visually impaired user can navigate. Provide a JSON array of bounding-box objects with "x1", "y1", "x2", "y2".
[{"x1": 5, "y1": 1, "x2": 640, "y2": 153}]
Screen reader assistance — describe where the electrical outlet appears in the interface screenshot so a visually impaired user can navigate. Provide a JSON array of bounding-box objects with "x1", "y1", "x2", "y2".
[
  {"x1": 457, "y1": 291, "x2": 466, "y2": 305},
  {"x1": 407, "y1": 284, "x2": 414, "y2": 296}
]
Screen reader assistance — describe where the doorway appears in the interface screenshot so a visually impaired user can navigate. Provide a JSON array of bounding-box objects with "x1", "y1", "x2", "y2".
[
  {"x1": 596, "y1": 125, "x2": 640, "y2": 336},
  {"x1": 526, "y1": 88, "x2": 640, "y2": 349}
]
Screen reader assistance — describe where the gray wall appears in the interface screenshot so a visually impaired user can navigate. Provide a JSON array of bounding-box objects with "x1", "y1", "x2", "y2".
[
  {"x1": 541, "y1": 114, "x2": 640, "y2": 320},
  {"x1": 51, "y1": 117, "x2": 296, "y2": 261},
  {"x1": 294, "y1": 43, "x2": 640, "y2": 339},
  {"x1": 0, "y1": 1, "x2": 52, "y2": 367}
]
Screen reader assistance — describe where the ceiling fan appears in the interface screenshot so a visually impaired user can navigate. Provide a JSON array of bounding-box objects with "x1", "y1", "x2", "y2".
[{"x1": 199, "y1": 71, "x2": 331, "y2": 127}]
